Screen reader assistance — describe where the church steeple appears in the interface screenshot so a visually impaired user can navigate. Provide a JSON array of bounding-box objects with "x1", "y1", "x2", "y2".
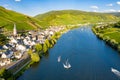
[{"x1": 13, "y1": 23, "x2": 17, "y2": 36}]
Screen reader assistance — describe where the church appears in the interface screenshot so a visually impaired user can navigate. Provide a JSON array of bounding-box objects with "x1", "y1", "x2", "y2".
[{"x1": 13, "y1": 23, "x2": 17, "y2": 36}]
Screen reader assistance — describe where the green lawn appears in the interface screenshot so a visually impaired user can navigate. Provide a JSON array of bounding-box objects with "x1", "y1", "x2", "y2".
[{"x1": 103, "y1": 31, "x2": 120, "y2": 43}]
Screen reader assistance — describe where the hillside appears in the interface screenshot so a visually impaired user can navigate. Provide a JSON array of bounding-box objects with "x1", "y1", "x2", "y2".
[
  {"x1": 107, "y1": 12, "x2": 120, "y2": 17},
  {"x1": 0, "y1": 6, "x2": 43, "y2": 31},
  {"x1": 35, "y1": 10, "x2": 119, "y2": 27}
]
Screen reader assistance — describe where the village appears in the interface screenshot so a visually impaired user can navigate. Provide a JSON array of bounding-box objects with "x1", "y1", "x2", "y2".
[{"x1": 0, "y1": 24, "x2": 64, "y2": 69}]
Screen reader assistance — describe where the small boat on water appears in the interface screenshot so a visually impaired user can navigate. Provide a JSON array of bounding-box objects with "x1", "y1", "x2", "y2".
[
  {"x1": 63, "y1": 59, "x2": 71, "y2": 69},
  {"x1": 111, "y1": 68, "x2": 120, "y2": 77},
  {"x1": 58, "y1": 56, "x2": 61, "y2": 62}
]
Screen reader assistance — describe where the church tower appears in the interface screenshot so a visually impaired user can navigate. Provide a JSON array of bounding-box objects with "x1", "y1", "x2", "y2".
[{"x1": 13, "y1": 23, "x2": 17, "y2": 36}]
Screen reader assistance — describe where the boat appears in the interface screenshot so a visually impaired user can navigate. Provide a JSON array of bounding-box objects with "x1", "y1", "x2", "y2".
[
  {"x1": 58, "y1": 56, "x2": 61, "y2": 62},
  {"x1": 63, "y1": 59, "x2": 71, "y2": 69},
  {"x1": 111, "y1": 68, "x2": 120, "y2": 77}
]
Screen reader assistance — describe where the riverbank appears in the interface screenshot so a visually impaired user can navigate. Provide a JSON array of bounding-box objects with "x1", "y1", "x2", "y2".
[
  {"x1": 0, "y1": 23, "x2": 88, "y2": 80},
  {"x1": 0, "y1": 26, "x2": 65, "y2": 80},
  {"x1": 17, "y1": 25, "x2": 120, "y2": 80},
  {"x1": 92, "y1": 21, "x2": 120, "y2": 52},
  {"x1": 13, "y1": 25, "x2": 80, "y2": 79},
  {"x1": 15, "y1": 25, "x2": 83, "y2": 80}
]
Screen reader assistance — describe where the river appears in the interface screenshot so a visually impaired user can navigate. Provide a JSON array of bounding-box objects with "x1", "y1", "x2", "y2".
[{"x1": 17, "y1": 26, "x2": 120, "y2": 80}]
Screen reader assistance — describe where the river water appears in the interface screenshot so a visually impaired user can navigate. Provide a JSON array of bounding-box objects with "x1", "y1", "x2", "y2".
[{"x1": 18, "y1": 26, "x2": 120, "y2": 80}]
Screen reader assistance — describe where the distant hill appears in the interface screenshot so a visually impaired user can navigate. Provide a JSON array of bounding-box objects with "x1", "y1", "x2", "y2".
[
  {"x1": 0, "y1": 6, "x2": 43, "y2": 31},
  {"x1": 107, "y1": 12, "x2": 120, "y2": 17},
  {"x1": 0, "y1": 7, "x2": 119, "y2": 31},
  {"x1": 34, "y1": 10, "x2": 119, "y2": 26}
]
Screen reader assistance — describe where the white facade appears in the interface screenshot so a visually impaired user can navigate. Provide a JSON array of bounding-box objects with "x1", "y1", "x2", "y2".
[
  {"x1": 15, "y1": 53, "x2": 22, "y2": 59},
  {"x1": 1, "y1": 52, "x2": 13, "y2": 58}
]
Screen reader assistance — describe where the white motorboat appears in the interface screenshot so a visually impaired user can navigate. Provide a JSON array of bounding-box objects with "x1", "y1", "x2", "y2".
[
  {"x1": 63, "y1": 59, "x2": 71, "y2": 69},
  {"x1": 111, "y1": 68, "x2": 120, "y2": 77}
]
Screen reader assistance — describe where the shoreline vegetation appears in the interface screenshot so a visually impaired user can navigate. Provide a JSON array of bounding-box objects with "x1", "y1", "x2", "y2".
[
  {"x1": 0, "y1": 24, "x2": 81, "y2": 80},
  {"x1": 92, "y1": 21, "x2": 120, "y2": 52}
]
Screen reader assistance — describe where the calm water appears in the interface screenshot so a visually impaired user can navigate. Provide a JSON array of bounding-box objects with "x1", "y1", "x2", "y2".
[{"x1": 18, "y1": 26, "x2": 120, "y2": 80}]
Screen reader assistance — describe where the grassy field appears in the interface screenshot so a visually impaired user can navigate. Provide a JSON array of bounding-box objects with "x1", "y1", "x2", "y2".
[
  {"x1": 94, "y1": 26, "x2": 120, "y2": 43},
  {"x1": 104, "y1": 32, "x2": 120, "y2": 43}
]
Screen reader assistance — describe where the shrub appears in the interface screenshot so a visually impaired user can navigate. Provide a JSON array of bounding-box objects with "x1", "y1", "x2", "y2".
[
  {"x1": 31, "y1": 53, "x2": 40, "y2": 62},
  {"x1": 117, "y1": 45, "x2": 120, "y2": 52},
  {"x1": 105, "y1": 36, "x2": 110, "y2": 40},
  {"x1": 0, "y1": 68, "x2": 12, "y2": 79}
]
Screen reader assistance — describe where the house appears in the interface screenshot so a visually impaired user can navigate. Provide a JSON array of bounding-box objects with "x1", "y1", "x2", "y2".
[
  {"x1": 49, "y1": 30, "x2": 54, "y2": 36},
  {"x1": 16, "y1": 44, "x2": 26, "y2": 52},
  {"x1": 3, "y1": 45, "x2": 8, "y2": 49},
  {"x1": 1, "y1": 50, "x2": 13, "y2": 58},
  {"x1": 38, "y1": 35, "x2": 45, "y2": 40},
  {"x1": 0, "y1": 58, "x2": 11, "y2": 66},
  {"x1": 10, "y1": 37, "x2": 17, "y2": 44},
  {"x1": 0, "y1": 60, "x2": 5, "y2": 66},
  {"x1": 15, "y1": 53, "x2": 22, "y2": 59},
  {"x1": 14, "y1": 51, "x2": 23, "y2": 59}
]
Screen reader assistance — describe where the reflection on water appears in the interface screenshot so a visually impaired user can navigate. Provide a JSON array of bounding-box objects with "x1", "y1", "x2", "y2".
[{"x1": 18, "y1": 26, "x2": 120, "y2": 80}]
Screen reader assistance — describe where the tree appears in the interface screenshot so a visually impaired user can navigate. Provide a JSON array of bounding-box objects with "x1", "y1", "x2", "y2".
[
  {"x1": 114, "y1": 21, "x2": 120, "y2": 28},
  {"x1": 0, "y1": 34, "x2": 9, "y2": 46},
  {"x1": 35, "y1": 44, "x2": 42, "y2": 53},
  {"x1": 43, "y1": 43, "x2": 48, "y2": 53},
  {"x1": 31, "y1": 53, "x2": 40, "y2": 62},
  {"x1": 45, "y1": 39, "x2": 50, "y2": 48},
  {"x1": 27, "y1": 49, "x2": 40, "y2": 63},
  {"x1": 118, "y1": 45, "x2": 120, "y2": 52},
  {"x1": 27, "y1": 49, "x2": 33, "y2": 55},
  {"x1": 0, "y1": 68, "x2": 6, "y2": 77}
]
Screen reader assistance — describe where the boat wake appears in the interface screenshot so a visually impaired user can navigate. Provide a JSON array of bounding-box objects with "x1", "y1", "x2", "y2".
[
  {"x1": 63, "y1": 59, "x2": 71, "y2": 69},
  {"x1": 111, "y1": 68, "x2": 120, "y2": 77}
]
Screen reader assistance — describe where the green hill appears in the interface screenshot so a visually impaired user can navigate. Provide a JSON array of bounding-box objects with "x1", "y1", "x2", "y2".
[
  {"x1": 0, "y1": 6, "x2": 43, "y2": 31},
  {"x1": 107, "y1": 12, "x2": 120, "y2": 17},
  {"x1": 35, "y1": 10, "x2": 119, "y2": 27},
  {"x1": 0, "y1": 7, "x2": 119, "y2": 31}
]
